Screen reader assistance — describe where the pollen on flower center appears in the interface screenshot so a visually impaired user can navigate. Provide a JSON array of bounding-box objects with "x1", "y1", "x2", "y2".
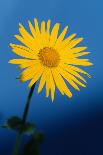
[{"x1": 38, "y1": 47, "x2": 60, "y2": 67}]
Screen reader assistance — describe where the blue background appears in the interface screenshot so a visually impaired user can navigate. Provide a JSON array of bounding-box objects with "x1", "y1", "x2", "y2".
[{"x1": 0, "y1": 0, "x2": 102, "y2": 154}]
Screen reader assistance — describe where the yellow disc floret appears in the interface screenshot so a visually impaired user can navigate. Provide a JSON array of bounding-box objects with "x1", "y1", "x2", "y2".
[{"x1": 38, "y1": 47, "x2": 60, "y2": 68}]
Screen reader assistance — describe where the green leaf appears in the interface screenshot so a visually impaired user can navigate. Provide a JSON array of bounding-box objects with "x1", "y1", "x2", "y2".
[
  {"x1": 0, "y1": 116, "x2": 36, "y2": 135},
  {"x1": 21, "y1": 122, "x2": 36, "y2": 135},
  {"x1": 33, "y1": 131, "x2": 44, "y2": 143},
  {"x1": 7, "y1": 116, "x2": 22, "y2": 130},
  {"x1": 19, "y1": 132, "x2": 44, "y2": 155}
]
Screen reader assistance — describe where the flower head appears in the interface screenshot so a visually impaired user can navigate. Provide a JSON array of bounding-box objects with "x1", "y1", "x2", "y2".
[{"x1": 9, "y1": 18, "x2": 92, "y2": 101}]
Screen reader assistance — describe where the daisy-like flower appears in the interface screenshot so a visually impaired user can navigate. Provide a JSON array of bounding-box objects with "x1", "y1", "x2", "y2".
[{"x1": 9, "y1": 18, "x2": 92, "y2": 101}]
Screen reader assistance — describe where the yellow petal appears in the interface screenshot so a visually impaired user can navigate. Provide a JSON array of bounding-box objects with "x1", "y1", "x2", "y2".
[
  {"x1": 18, "y1": 60, "x2": 39, "y2": 69},
  {"x1": 45, "y1": 70, "x2": 51, "y2": 97},
  {"x1": 69, "y1": 46, "x2": 87, "y2": 53},
  {"x1": 41, "y1": 21, "x2": 45, "y2": 34},
  {"x1": 14, "y1": 35, "x2": 39, "y2": 51},
  {"x1": 15, "y1": 34, "x2": 35, "y2": 50},
  {"x1": 49, "y1": 70, "x2": 55, "y2": 102},
  {"x1": 38, "y1": 68, "x2": 49, "y2": 93},
  {"x1": 61, "y1": 63, "x2": 87, "y2": 82},
  {"x1": 40, "y1": 21, "x2": 48, "y2": 46},
  {"x1": 20, "y1": 63, "x2": 41, "y2": 82},
  {"x1": 59, "y1": 68, "x2": 86, "y2": 88},
  {"x1": 14, "y1": 35, "x2": 25, "y2": 44},
  {"x1": 28, "y1": 20, "x2": 36, "y2": 37},
  {"x1": 74, "y1": 52, "x2": 90, "y2": 57},
  {"x1": 43, "y1": 20, "x2": 51, "y2": 46},
  {"x1": 28, "y1": 66, "x2": 44, "y2": 88},
  {"x1": 51, "y1": 69, "x2": 64, "y2": 95},
  {"x1": 67, "y1": 37, "x2": 83, "y2": 49},
  {"x1": 52, "y1": 68, "x2": 72, "y2": 98},
  {"x1": 57, "y1": 33, "x2": 76, "y2": 50},
  {"x1": 69, "y1": 70, "x2": 86, "y2": 82},
  {"x1": 64, "y1": 58, "x2": 93, "y2": 66},
  {"x1": 9, "y1": 58, "x2": 33, "y2": 64},
  {"x1": 9, "y1": 44, "x2": 37, "y2": 59},
  {"x1": 28, "y1": 20, "x2": 43, "y2": 48},
  {"x1": 60, "y1": 68, "x2": 80, "y2": 91},
  {"x1": 55, "y1": 26, "x2": 68, "y2": 46},
  {"x1": 34, "y1": 18, "x2": 40, "y2": 35},
  {"x1": 19, "y1": 23, "x2": 34, "y2": 42},
  {"x1": 49, "y1": 23, "x2": 60, "y2": 46},
  {"x1": 47, "y1": 19, "x2": 51, "y2": 34},
  {"x1": 38, "y1": 68, "x2": 55, "y2": 101},
  {"x1": 68, "y1": 65, "x2": 91, "y2": 78},
  {"x1": 20, "y1": 68, "x2": 35, "y2": 82}
]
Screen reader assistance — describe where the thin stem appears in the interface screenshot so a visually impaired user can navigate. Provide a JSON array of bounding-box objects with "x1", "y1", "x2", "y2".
[
  {"x1": 13, "y1": 83, "x2": 36, "y2": 155},
  {"x1": 22, "y1": 83, "x2": 36, "y2": 124}
]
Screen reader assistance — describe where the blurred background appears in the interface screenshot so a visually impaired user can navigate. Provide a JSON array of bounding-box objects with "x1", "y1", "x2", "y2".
[{"x1": 0, "y1": 0, "x2": 102, "y2": 154}]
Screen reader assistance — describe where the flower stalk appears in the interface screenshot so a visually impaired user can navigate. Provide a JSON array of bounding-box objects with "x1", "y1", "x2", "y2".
[{"x1": 13, "y1": 83, "x2": 36, "y2": 155}]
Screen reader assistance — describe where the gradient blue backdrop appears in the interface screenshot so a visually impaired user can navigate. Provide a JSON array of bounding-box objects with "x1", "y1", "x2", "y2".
[{"x1": 0, "y1": 0, "x2": 102, "y2": 154}]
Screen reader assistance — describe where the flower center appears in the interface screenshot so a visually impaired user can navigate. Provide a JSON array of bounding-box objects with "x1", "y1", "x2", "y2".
[{"x1": 38, "y1": 47, "x2": 60, "y2": 67}]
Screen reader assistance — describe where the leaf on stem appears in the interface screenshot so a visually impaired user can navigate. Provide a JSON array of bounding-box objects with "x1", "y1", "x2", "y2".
[{"x1": 0, "y1": 116, "x2": 36, "y2": 135}]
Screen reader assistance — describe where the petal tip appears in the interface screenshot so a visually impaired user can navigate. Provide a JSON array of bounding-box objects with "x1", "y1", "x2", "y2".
[{"x1": 8, "y1": 60, "x2": 12, "y2": 64}]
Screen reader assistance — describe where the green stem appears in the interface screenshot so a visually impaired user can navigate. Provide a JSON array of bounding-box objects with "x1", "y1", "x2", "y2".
[
  {"x1": 13, "y1": 83, "x2": 36, "y2": 155},
  {"x1": 13, "y1": 133, "x2": 22, "y2": 155}
]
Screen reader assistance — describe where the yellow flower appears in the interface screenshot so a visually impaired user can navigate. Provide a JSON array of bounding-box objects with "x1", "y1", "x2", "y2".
[{"x1": 9, "y1": 18, "x2": 92, "y2": 101}]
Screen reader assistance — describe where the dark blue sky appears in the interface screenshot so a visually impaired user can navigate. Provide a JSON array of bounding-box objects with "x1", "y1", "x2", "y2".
[{"x1": 0, "y1": 0, "x2": 103, "y2": 154}]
